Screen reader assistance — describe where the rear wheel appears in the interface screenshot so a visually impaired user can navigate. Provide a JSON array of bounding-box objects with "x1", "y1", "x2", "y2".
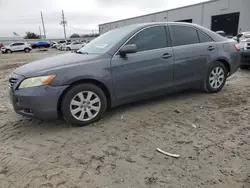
[
  {"x1": 61, "y1": 83, "x2": 107, "y2": 126},
  {"x1": 66, "y1": 47, "x2": 71, "y2": 51},
  {"x1": 240, "y1": 65, "x2": 249, "y2": 70},
  {"x1": 203, "y1": 61, "x2": 227, "y2": 93},
  {"x1": 24, "y1": 48, "x2": 30, "y2": 53}
]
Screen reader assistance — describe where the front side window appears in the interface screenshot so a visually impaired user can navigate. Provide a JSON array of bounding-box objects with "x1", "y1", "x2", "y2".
[
  {"x1": 126, "y1": 26, "x2": 168, "y2": 52},
  {"x1": 11, "y1": 43, "x2": 19, "y2": 46},
  {"x1": 170, "y1": 25, "x2": 199, "y2": 46}
]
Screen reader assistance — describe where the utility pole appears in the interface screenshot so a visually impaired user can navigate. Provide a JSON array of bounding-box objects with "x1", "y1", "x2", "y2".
[
  {"x1": 60, "y1": 10, "x2": 67, "y2": 40},
  {"x1": 39, "y1": 26, "x2": 42, "y2": 39},
  {"x1": 40, "y1": 12, "x2": 46, "y2": 39}
]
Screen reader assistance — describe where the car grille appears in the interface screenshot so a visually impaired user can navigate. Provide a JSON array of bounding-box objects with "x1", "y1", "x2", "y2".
[
  {"x1": 9, "y1": 77, "x2": 18, "y2": 88},
  {"x1": 247, "y1": 44, "x2": 250, "y2": 50}
]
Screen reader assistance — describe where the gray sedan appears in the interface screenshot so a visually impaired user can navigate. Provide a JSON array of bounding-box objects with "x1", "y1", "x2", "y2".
[{"x1": 9, "y1": 22, "x2": 240, "y2": 126}]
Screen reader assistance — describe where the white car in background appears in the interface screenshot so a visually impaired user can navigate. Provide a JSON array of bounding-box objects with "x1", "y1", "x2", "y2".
[
  {"x1": 1, "y1": 42, "x2": 32, "y2": 53},
  {"x1": 65, "y1": 42, "x2": 86, "y2": 51},
  {"x1": 239, "y1": 32, "x2": 250, "y2": 69},
  {"x1": 237, "y1": 32, "x2": 250, "y2": 51},
  {"x1": 244, "y1": 39, "x2": 250, "y2": 51},
  {"x1": 58, "y1": 42, "x2": 71, "y2": 51}
]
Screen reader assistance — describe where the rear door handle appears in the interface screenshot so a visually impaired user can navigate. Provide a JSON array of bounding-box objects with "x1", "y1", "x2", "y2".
[
  {"x1": 162, "y1": 53, "x2": 172, "y2": 59},
  {"x1": 207, "y1": 46, "x2": 215, "y2": 51}
]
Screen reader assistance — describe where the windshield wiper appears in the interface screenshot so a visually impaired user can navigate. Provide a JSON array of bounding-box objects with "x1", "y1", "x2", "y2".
[{"x1": 76, "y1": 51, "x2": 88, "y2": 54}]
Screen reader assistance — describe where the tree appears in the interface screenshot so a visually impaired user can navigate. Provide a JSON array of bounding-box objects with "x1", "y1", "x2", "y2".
[
  {"x1": 81, "y1": 33, "x2": 100, "y2": 37},
  {"x1": 70, "y1": 33, "x2": 80, "y2": 38},
  {"x1": 24, "y1": 32, "x2": 40, "y2": 39}
]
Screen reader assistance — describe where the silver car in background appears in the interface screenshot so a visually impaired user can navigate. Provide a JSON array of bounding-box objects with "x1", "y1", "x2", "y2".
[{"x1": 9, "y1": 22, "x2": 240, "y2": 126}]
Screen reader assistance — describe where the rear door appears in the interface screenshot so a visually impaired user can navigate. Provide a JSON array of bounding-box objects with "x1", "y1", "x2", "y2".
[
  {"x1": 111, "y1": 25, "x2": 174, "y2": 100},
  {"x1": 169, "y1": 24, "x2": 218, "y2": 88},
  {"x1": 75, "y1": 42, "x2": 82, "y2": 50},
  {"x1": 18, "y1": 43, "x2": 25, "y2": 50}
]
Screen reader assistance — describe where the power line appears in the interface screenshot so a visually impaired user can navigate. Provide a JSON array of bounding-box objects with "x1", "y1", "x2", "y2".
[
  {"x1": 40, "y1": 12, "x2": 46, "y2": 39},
  {"x1": 60, "y1": 10, "x2": 67, "y2": 40},
  {"x1": 39, "y1": 26, "x2": 42, "y2": 38}
]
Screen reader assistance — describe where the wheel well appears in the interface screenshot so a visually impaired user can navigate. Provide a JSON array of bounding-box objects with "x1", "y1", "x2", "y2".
[
  {"x1": 217, "y1": 59, "x2": 230, "y2": 74},
  {"x1": 57, "y1": 79, "x2": 111, "y2": 113}
]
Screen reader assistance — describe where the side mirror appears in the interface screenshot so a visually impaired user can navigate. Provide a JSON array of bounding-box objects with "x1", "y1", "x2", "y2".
[
  {"x1": 236, "y1": 34, "x2": 243, "y2": 43},
  {"x1": 119, "y1": 44, "x2": 137, "y2": 57},
  {"x1": 237, "y1": 34, "x2": 243, "y2": 38}
]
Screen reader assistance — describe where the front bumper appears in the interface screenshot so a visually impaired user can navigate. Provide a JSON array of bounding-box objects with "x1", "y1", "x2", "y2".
[
  {"x1": 241, "y1": 50, "x2": 250, "y2": 65},
  {"x1": 1, "y1": 48, "x2": 6, "y2": 53},
  {"x1": 9, "y1": 80, "x2": 68, "y2": 120}
]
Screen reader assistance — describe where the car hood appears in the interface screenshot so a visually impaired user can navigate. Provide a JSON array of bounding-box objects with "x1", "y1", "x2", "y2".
[{"x1": 14, "y1": 52, "x2": 105, "y2": 77}]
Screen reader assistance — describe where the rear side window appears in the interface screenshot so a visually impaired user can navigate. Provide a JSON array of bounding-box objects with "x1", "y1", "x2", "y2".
[
  {"x1": 16, "y1": 43, "x2": 24, "y2": 46},
  {"x1": 126, "y1": 26, "x2": 168, "y2": 52},
  {"x1": 170, "y1": 25, "x2": 199, "y2": 46},
  {"x1": 198, "y1": 31, "x2": 213, "y2": 43}
]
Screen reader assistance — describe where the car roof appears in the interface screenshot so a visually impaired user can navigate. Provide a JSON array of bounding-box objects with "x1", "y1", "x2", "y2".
[
  {"x1": 106, "y1": 22, "x2": 227, "y2": 55},
  {"x1": 119, "y1": 22, "x2": 203, "y2": 29}
]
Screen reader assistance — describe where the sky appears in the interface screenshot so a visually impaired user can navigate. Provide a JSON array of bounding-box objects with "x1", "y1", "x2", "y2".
[{"x1": 0, "y1": 0, "x2": 209, "y2": 38}]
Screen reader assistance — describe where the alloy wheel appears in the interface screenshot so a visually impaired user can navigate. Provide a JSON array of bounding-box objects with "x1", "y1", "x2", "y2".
[
  {"x1": 70, "y1": 91, "x2": 101, "y2": 121},
  {"x1": 209, "y1": 67, "x2": 225, "y2": 89}
]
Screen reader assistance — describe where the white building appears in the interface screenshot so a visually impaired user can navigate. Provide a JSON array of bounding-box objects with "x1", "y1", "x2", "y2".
[{"x1": 99, "y1": 0, "x2": 250, "y2": 36}]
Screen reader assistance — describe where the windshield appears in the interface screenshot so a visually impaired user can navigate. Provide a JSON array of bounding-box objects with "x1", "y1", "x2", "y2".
[{"x1": 78, "y1": 26, "x2": 136, "y2": 54}]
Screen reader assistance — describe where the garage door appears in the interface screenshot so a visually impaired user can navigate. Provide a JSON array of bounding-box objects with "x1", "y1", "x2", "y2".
[{"x1": 211, "y1": 12, "x2": 240, "y2": 36}]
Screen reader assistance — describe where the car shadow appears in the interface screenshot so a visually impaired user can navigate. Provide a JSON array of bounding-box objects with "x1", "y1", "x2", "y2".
[
  {"x1": 7, "y1": 89, "x2": 205, "y2": 135},
  {"x1": 103, "y1": 88, "x2": 204, "y2": 120}
]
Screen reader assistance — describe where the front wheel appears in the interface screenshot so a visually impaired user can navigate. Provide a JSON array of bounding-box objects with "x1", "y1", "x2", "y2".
[
  {"x1": 61, "y1": 83, "x2": 107, "y2": 126},
  {"x1": 203, "y1": 61, "x2": 227, "y2": 93},
  {"x1": 6, "y1": 49, "x2": 12, "y2": 54},
  {"x1": 24, "y1": 48, "x2": 30, "y2": 53}
]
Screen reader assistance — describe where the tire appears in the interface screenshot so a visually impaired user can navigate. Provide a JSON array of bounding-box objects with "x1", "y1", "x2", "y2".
[
  {"x1": 24, "y1": 48, "x2": 30, "y2": 53},
  {"x1": 203, "y1": 61, "x2": 227, "y2": 93},
  {"x1": 240, "y1": 65, "x2": 249, "y2": 70},
  {"x1": 66, "y1": 47, "x2": 71, "y2": 51},
  {"x1": 61, "y1": 83, "x2": 107, "y2": 126},
  {"x1": 6, "y1": 49, "x2": 12, "y2": 54}
]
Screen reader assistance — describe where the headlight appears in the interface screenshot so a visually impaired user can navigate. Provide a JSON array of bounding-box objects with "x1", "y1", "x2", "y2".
[{"x1": 19, "y1": 75, "x2": 56, "y2": 89}]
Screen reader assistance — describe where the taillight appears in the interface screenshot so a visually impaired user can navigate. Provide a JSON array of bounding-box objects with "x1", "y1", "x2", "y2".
[{"x1": 234, "y1": 44, "x2": 241, "y2": 52}]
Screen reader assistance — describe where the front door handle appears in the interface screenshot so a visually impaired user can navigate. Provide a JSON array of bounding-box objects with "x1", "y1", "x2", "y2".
[
  {"x1": 207, "y1": 46, "x2": 215, "y2": 51},
  {"x1": 162, "y1": 53, "x2": 172, "y2": 59}
]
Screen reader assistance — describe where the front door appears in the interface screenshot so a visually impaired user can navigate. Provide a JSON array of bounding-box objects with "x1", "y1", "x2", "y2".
[
  {"x1": 169, "y1": 24, "x2": 218, "y2": 88},
  {"x1": 11, "y1": 43, "x2": 20, "y2": 51},
  {"x1": 111, "y1": 25, "x2": 174, "y2": 100}
]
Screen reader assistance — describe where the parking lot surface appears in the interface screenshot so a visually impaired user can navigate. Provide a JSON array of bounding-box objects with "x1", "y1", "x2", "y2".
[{"x1": 0, "y1": 50, "x2": 249, "y2": 188}]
